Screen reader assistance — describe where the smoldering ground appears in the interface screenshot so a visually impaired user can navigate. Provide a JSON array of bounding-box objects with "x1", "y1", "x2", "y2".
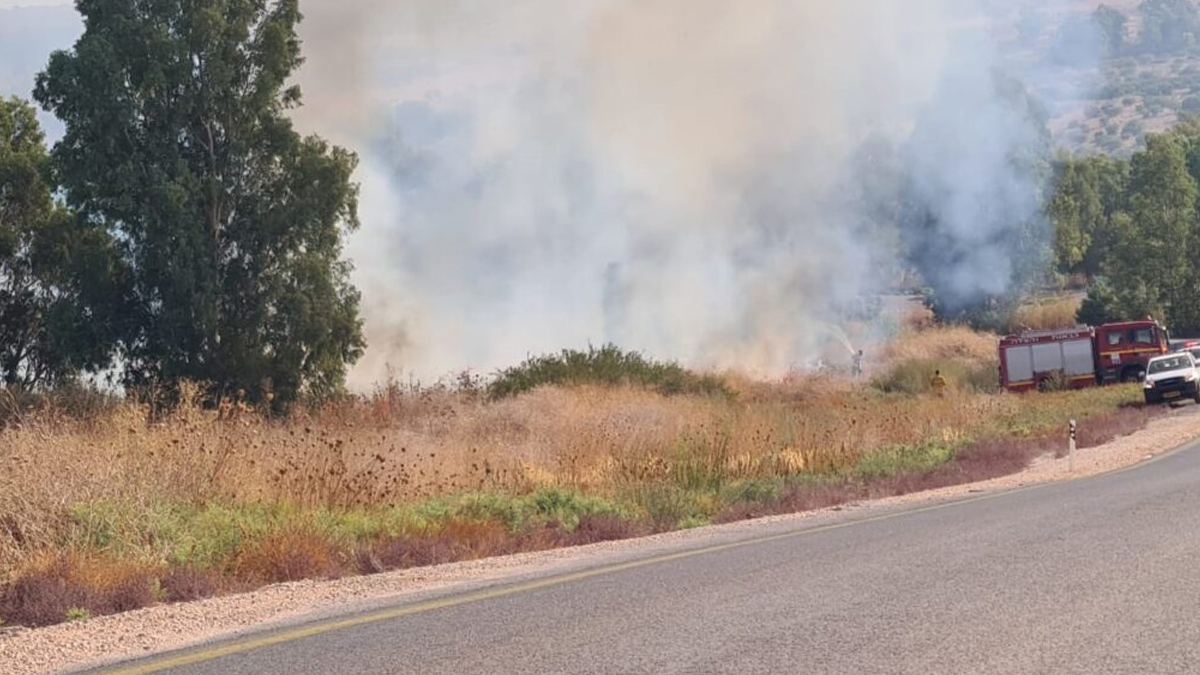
[{"x1": 288, "y1": 0, "x2": 1098, "y2": 384}]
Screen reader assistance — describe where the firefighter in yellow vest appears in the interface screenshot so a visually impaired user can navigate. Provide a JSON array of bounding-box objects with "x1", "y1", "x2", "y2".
[{"x1": 931, "y1": 370, "x2": 948, "y2": 397}]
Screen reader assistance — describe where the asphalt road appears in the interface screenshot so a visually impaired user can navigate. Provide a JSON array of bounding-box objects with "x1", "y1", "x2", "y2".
[{"x1": 83, "y1": 441, "x2": 1200, "y2": 675}]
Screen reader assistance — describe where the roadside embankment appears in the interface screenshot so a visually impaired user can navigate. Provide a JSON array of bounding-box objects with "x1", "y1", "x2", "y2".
[
  {"x1": 0, "y1": 331, "x2": 1174, "y2": 647},
  {"x1": 3, "y1": 397, "x2": 1198, "y2": 675}
]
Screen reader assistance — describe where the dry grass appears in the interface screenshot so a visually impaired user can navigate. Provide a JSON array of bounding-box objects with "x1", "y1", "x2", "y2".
[
  {"x1": 878, "y1": 326, "x2": 998, "y2": 371},
  {"x1": 0, "y1": 377, "x2": 1130, "y2": 568},
  {"x1": 716, "y1": 404, "x2": 1160, "y2": 525},
  {"x1": 0, "y1": 326, "x2": 1152, "y2": 627},
  {"x1": 232, "y1": 529, "x2": 347, "y2": 584},
  {"x1": 1011, "y1": 295, "x2": 1084, "y2": 332}
]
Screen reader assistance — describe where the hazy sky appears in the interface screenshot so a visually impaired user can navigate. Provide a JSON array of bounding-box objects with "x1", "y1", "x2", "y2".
[
  {"x1": 0, "y1": 1, "x2": 69, "y2": 7},
  {"x1": 0, "y1": 2, "x2": 78, "y2": 139}
]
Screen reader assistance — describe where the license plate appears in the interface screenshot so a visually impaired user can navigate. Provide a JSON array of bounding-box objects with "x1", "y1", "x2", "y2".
[{"x1": 1165, "y1": 391, "x2": 1182, "y2": 399}]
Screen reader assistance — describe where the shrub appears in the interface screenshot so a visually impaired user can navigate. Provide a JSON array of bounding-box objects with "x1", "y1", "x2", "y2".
[
  {"x1": 231, "y1": 529, "x2": 346, "y2": 584},
  {"x1": 99, "y1": 568, "x2": 159, "y2": 615},
  {"x1": 0, "y1": 554, "x2": 159, "y2": 627},
  {"x1": 160, "y1": 567, "x2": 220, "y2": 603},
  {"x1": 354, "y1": 520, "x2": 514, "y2": 574},
  {"x1": 487, "y1": 345, "x2": 731, "y2": 400},
  {"x1": 630, "y1": 485, "x2": 715, "y2": 530},
  {"x1": 0, "y1": 558, "x2": 92, "y2": 627},
  {"x1": 355, "y1": 536, "x2": 456, "y2": 574}
]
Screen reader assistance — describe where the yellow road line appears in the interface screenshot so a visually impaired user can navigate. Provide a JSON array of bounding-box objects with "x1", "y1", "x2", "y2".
[{"x1": 92, "y1": 439, "x2": 1198, "y2": 675}]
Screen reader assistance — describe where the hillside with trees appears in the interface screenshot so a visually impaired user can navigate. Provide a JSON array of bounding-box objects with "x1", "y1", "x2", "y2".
[
  {"x1": 1048, "y1": 0, "x2": 1200, "y2": 153},
  {"x1": 1051, "y1": 120, "x2": 1200, "y2": 336}
]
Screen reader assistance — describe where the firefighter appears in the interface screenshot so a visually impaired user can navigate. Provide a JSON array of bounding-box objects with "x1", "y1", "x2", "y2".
[
  {"x1": 851, "y1": 350, "x2": 863, "y2": 378},
  {"x1": 930, "y1": 369, "x2": 947, "y2": 397}
]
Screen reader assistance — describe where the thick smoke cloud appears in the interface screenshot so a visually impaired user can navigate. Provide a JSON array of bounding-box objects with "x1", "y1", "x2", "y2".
[{"x1": 287, "y1": 0, "x2": 1095, "y2": 383}]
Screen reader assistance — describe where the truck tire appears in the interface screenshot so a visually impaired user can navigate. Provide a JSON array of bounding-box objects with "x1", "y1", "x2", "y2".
[{"x1": 1145, "y1": 392, "x2": 1161, "y2": 406}]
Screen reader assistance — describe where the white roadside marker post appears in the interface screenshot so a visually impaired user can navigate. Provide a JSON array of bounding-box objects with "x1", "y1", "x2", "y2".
[{"x1": 1069, "y1": 419, "x2": 1077, "y2": 473}]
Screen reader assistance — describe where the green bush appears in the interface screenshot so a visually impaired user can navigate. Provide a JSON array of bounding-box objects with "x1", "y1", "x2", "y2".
[{"x1": 487, "y1": 345, "x2": 732, "y2": 400}]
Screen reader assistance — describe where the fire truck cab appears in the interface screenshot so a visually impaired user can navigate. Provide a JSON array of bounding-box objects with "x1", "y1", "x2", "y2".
[{"x1": 1093, "y1": 321, "x2": 1170, "y2": 384}]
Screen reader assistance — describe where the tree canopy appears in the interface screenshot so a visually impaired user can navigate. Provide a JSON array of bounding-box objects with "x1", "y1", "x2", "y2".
[
  {"x1": 1138, "y1": 0, "x2": 1200, "y2": 54},
  {"x1": 34, "y1": 0, "x2": 364, "y2": 404},
  {"x1": 1060, "y1": 122, "x2": 1200, "y2": 335},
  {"x1": 1047, "y1": 154, "x2": 1128, "y2": 278},
  {"x1": 0, "y1": 96, "x2": 125, "y2": 389}
]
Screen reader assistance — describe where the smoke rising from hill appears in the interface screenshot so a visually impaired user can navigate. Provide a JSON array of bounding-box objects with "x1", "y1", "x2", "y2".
[{"x1": 290, "y1": 0, "x2": 1094, "y2": 383}]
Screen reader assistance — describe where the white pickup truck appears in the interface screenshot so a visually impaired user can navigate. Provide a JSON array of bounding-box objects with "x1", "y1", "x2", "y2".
[{"x1": 1144, "y1": 353, "x2": 1200, "y2": 405}]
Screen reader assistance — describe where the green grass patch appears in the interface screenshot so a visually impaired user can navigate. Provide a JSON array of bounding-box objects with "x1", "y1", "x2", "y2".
[
  {"x1": 439, "y1": 488, "x2": 630, "y2": 532},
  {"x1": 64, "y1": 488, "x2": 636, "y2": 571}
]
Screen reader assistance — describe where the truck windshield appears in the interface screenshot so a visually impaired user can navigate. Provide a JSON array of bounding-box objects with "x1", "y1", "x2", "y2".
[{"x1": 1150, "y1": 356, "x2": 1191, "y2": 374}]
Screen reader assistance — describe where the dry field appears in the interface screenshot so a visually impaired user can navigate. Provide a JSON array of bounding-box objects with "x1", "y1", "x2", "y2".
[{"x1": 0, "y1": 327, "x2": 1154, "y2": 628}]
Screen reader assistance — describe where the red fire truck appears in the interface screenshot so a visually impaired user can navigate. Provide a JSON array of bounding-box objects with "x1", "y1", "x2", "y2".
[{"x1": 999, "y1": 320, "x2": 1170, "y2": 392}]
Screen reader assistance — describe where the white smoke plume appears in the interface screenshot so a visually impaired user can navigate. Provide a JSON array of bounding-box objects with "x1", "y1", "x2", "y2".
[{"x1": 286, "y1": 0, "x2": 1097, "y2": 384}]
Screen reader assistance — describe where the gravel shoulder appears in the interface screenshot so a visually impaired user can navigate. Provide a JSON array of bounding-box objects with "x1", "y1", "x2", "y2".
[{"x1": 6, "y1": 404, "x2": 1200, "y2": 675}]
